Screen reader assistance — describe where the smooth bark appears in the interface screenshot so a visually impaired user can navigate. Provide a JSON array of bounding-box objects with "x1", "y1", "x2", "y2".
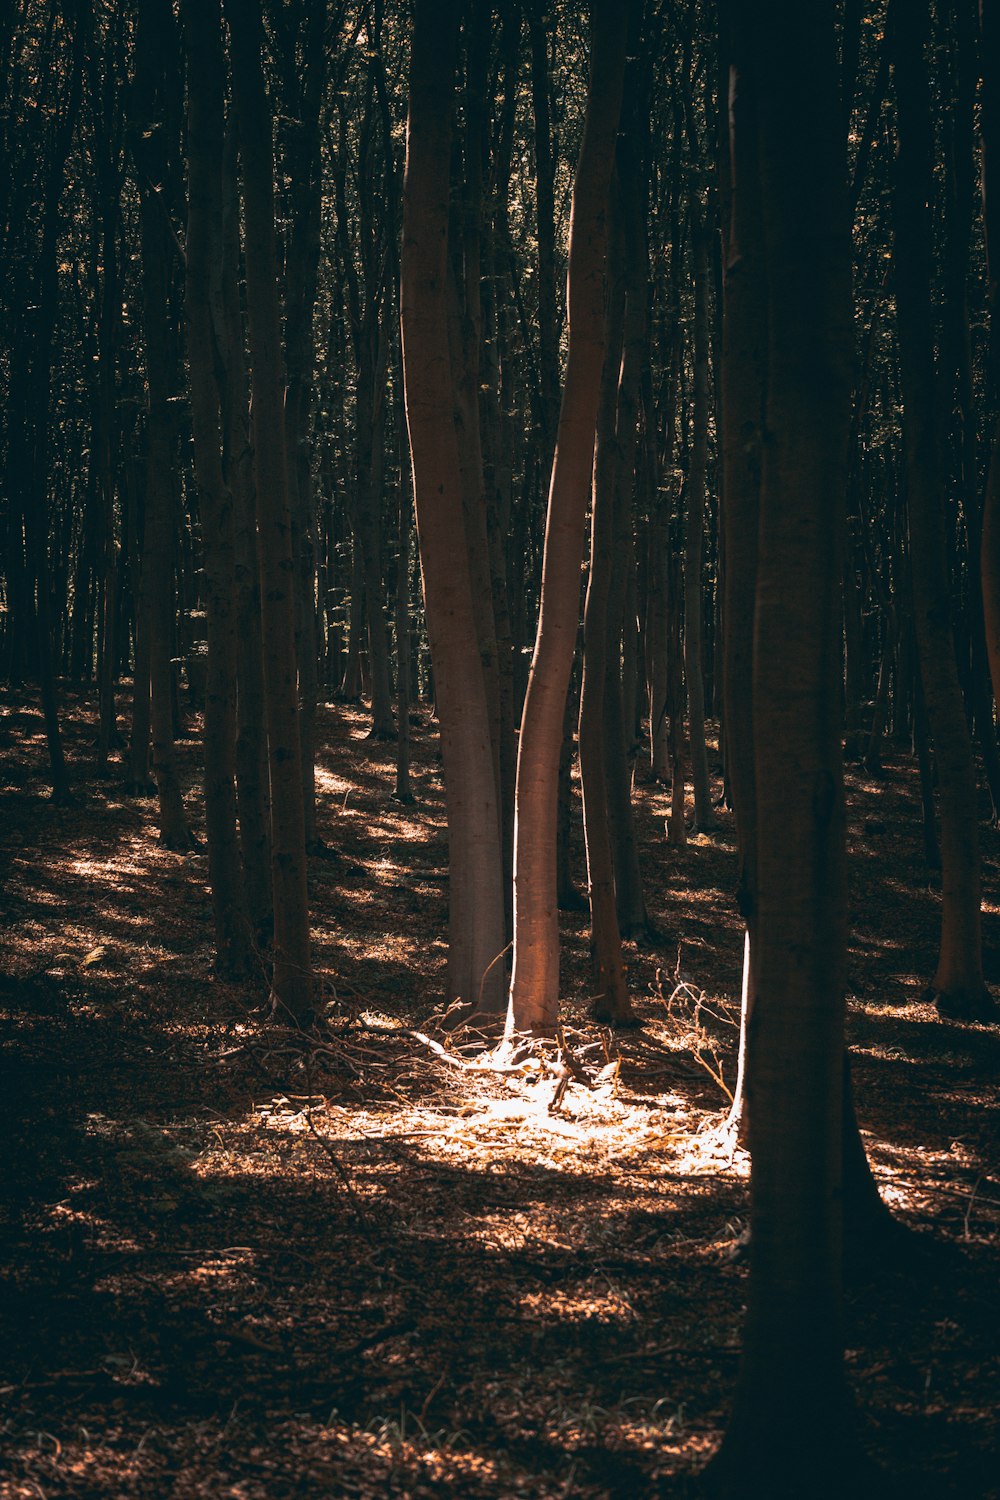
[
  {"x1": 400, "y1": 0, "x2": 506, "y2": 1013},
  {"x1": 506, "y1": 0, "x2": 627, "y2": 1035},
  {"x1": 228, "y1": 0, "x2": 313, "y2": 1023}
]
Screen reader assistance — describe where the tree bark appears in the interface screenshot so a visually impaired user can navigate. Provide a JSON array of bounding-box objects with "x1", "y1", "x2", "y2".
[
  {"x1": 891, "y1": 0, "x2": 989, "y2": 1020},
  {"x1": 706, "y1": 5, "x2": 873, "y2": 1491},
  {"x1": 220, "y1": 109, "x2": 272, "y2": 945},
  {"x1": 228, "y1": 0, "x2": 312, "y2": 1023},
  {"x1": 131, "y1": 0, "x2": 191, "y2": 850},
  {"x1": 684, "y1": 194, "x2": 716, "y2": 831},
  {"x1": 578, "y1": 178, "x2": 635, "y2": 1027},
  {"x1": 400, "y1": 0, "x2": 506, "y2": 1014},
  {"x1": 506, "y1": 0, "x2": 627, "y2": 1036},
  {"x1": 182, "y1": 0, "x2": 248, "y2": 977}
]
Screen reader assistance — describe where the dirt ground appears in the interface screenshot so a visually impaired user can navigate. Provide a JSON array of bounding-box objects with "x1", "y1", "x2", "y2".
[{"x1": 1, "y1": 687, "x2": 998, "y2": 1498}]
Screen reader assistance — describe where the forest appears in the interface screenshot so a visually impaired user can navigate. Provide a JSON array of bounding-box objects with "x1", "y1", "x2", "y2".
[{"x1": 1, "y1": 0, "x2": 999, "y2": 1494}]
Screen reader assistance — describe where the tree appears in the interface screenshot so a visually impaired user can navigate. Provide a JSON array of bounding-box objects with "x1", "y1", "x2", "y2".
[
  {"x1": 400, "y1": 0, "x2": 506, "y2": 1015},
  {"x1": 227, "y1": 0, "x2": 312, "y2": 1023},
  {"x1": 130, "y1": 0, "x2": 192, "y2": 850},
  {"x1": 182, "y1": 0, "x2": 248, "y2": 976},
  {"x1": 891, "y1": 0, "x2": 991, "y2": 1021},
  {"x1": 705, "y1": 4, "x2": 875, "y2": 1492},
  {"x1": 506, "y1": 0, "x2": 627, "y2": 1037},
  {"x1": 578, "y1": 174, "x2": 635, "y2": 1027}
]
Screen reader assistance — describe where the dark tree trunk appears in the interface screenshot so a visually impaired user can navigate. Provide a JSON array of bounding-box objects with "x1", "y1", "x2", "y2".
[
  {"x1": 182, "y1": 0, "x2": 249, "y2": 977},
  {"x1": 706, "y1": 5, "x2": 875, "y2": 1491},
  {"x1": 892, "y1": 0, "x2": 989, "y2": 1020},
  {"x1": 228, "y1": 0, "x2": 313, "y2": 1024}
]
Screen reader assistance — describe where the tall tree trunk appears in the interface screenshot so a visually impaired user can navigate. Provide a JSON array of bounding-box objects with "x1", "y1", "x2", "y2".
[
  {"x1": 685, "y1": 195, "x2": 716, "y2": 830},
  {"x1": 228, "y1": 0, "x2": 312, "y2": 1024},
  {"x1": 279, "y1": 0, "x2": 325, "y2": 846},
  {"x1": 578, "y1": 179, "x2": 635, "y2": 1027},
  {"x1": 400, "y1": 0, "x2": 506, "y2": 1015},
  {"x1": 979, "y1": 0, "x2": 1000, "y2": 821},
  {"x1": 506, "y1": 0, "x2": 627, "y2": 1036},
  {"x1": 221, "y1": 109, "x2": 272, "y2": 945},
  {"x1": 394, "y1": 371, "x2": 414, "y2": 806},
  {"x1": 182, "y1": 0, "x2": 249, "y2": 977},
  {"x1": 706, "y1": 5, "x2": 873, "y2": 1490},
  {"x1": 892, "y1": 0, "x2": 990, "y2": 1020},
  {"x1": 132, "y1": 0, "x2": 191, "y2": 850}
]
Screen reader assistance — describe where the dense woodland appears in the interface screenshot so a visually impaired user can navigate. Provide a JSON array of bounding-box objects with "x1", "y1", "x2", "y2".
[{"x1": 2, "y1": 0, "x2": 1000, "y2": 1495}]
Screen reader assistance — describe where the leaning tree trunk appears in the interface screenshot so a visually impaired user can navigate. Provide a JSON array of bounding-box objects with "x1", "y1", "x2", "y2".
[
  {"x1": 400, "y1": 0, "x2": 506, "y2": 1015},
  {"x1": 706, "y1": 4, "x2": 874, "y2": 1493},
  {"x1": 892, "y1": 0, "x2": 989, "y2": 1021},
  {"x1": 506, "y1": 0, "x2": 627, "y2": 1036},
  {"x1": 228, "y1": 0, "x2": 312, "y2": 1024}
]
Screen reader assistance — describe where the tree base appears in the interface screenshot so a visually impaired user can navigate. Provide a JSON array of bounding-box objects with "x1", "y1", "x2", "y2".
[
  {"x1": 123, "y1": 778, "x2": 157, "y2": 798},
  {"x1": 701, "y1": 1391, "x2": 887, "y2": 1500},
  {"x1": 700, "y1": 1439, "x2": 888, "y2": 1500},
  {"x1": 161, "y1": 828, "x2": 198, "y2": 853},
  {"x1": 588, "y1": 999, "x2": 643, "y2": 1029},
  {"x1": 623, "y1": 919, "x2": 669, "y2": 949},
  {"x1": 926, "y1": 983, "x2": 999, "y2": 1023}
]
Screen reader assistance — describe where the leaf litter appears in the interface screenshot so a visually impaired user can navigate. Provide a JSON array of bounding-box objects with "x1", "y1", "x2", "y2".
[{"x1": 0, "y1": 690, "x2": 998, "y2": 1497}]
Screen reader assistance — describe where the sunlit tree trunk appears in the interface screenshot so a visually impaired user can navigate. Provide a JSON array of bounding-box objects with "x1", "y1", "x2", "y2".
[
  {"x1": 400, "y1": 0, "x2": 506, "y2": 1014},
  {"x1": 506, "y1": 0, "x2": 627, "y2": 1036}
]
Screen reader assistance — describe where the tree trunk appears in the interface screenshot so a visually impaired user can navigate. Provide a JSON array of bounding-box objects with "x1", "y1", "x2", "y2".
[
  {"x1": 132, "y1": 0, "x2": 191, "y2": 851},
  {"x1": 228, "y1": 0, "x2": 312, "y2": 1024},
  {"x1": 684, "y1": 195, "x2": 716, "y2": 830},
  {"x1": 578, "y1": 178, "x2": 635, "y2": 1027},
  {"x1": 400, "y1": 0, "x2": 506, "y2": 1015},
  {"x1": 506, "y1": 0, "x2": 627, "y2": 1035},
  {"x1": 221, "y1": 109, "x2": 272, "y2": 945},
  {"x1": 182, "y1": 0, "x2": 249, "y2": 978},
  {"x1": 892, "y1": 0, "x2": 989, "y2": 1020},
  {"x1": 706, "y1": 5, "x2": 873, "y2": 1490}
]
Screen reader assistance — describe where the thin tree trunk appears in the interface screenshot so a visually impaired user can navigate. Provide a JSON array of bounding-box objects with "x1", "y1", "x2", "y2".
[
  {"x1": 221, "y1": 109, "x2": 272, "y2": 945},
  {"x1": 132, "y1": 0, "x2": 191, "y2": 850},
  {"x1": 228, "y1": 0, "x2": 312, "y2": 1024},
  {"x1": 892, "y1": 0, "x2": 989, "y2": 1020},
  {"x1": 685, "y1": 196, "x2": 715, "y2": 830},
  {"x1": 400, "y1": 0, "x2": 506, "y2": 1015},
  {"x1": 182, "y1": 0, "x2": 249, "y2": 977},
  {"x1": 394, "y1": 376, "x2": 414, "y2": 806},
  {"x1": 506, "y1": 0, "x2": 627, "y2": 1035},
  {"x1": 578, "y1": 179, "x2": 635, "y2": 1026}
]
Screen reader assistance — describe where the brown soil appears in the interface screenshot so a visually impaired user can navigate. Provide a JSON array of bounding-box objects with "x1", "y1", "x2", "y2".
[{"x1": 1, "y1": 688, "x2": 998, "y2": 1498}]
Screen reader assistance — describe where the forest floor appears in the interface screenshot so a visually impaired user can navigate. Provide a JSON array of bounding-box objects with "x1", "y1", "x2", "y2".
[{"x1": 1, "y1": 687, "x2": 999, "y2": 1499}]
